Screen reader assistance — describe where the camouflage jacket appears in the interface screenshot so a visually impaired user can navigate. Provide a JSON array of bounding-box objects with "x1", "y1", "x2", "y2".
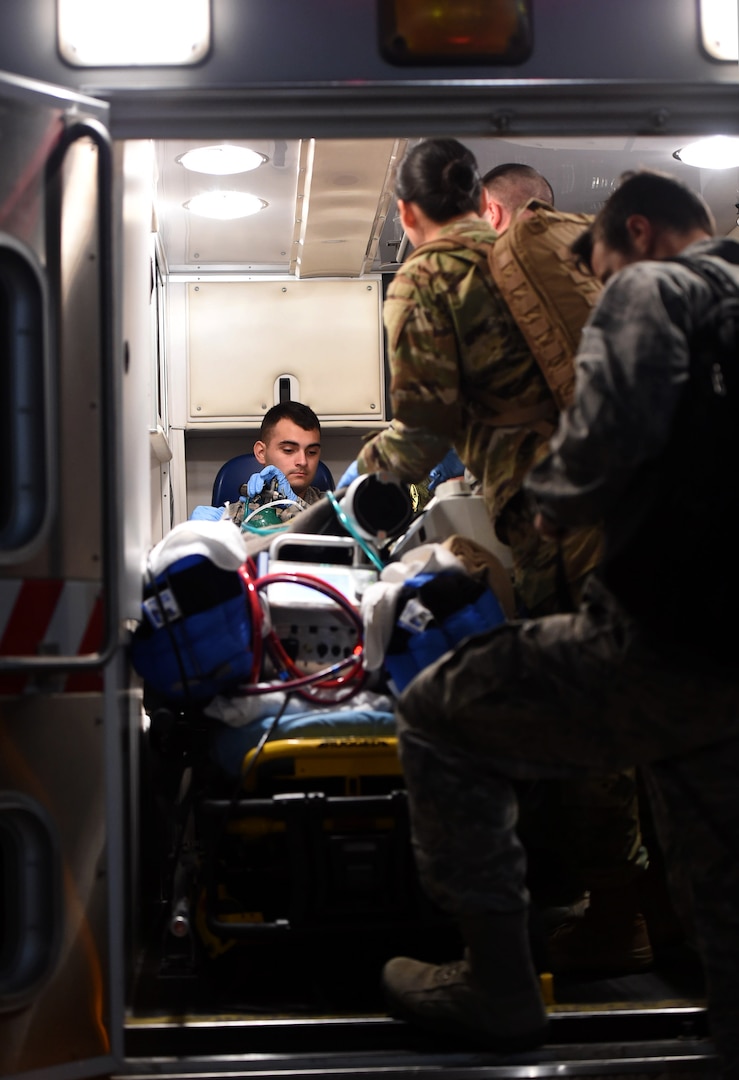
[
  {"x1": 526, "y1": 237, "x2": 739, "y2": 645},
  {"x1": 226, "y1": 481, "x2": 323, "y2": 529},
  {"x1": 526, "y1": 239, "x2": 739, "y2": 526},
  {"x1": 357, "y1": 218, "x2": 557, "y2": 524}
]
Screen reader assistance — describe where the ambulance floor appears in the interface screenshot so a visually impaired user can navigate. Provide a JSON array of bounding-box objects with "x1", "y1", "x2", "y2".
[{"x1": 130, "y1": 911, "x2": 706, "y2": 1017}]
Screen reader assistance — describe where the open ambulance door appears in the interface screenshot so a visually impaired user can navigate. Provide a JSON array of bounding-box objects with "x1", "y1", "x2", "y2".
[{"x1": 0, "y1": 69, "x2": 125, "y2": 1080}]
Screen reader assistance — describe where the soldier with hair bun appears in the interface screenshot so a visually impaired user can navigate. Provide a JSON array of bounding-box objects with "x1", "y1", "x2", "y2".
[{"x1": 340, "y1": 138, "x2": 648, "y2": 986}]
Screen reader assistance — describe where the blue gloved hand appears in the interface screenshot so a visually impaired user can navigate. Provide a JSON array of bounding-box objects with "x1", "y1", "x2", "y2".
[
  {"x1": 190, "y1": 505, "x2": 226, "y2": 521},
  {"x1": 428, "y1": 448, "x2": 465, "y2": 492},
  {"x1": 246, "y1": 465, "x2": 297, "y2": 502},
  {"x1": 337, "y1": 460, "x2": 360, "y2": 489}
]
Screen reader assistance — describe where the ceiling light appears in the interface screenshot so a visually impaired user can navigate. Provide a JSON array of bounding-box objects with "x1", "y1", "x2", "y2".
[
  {"x1": 58, "y1": 0, "x2": 210, "y2": 66},
  {"x1": 699, "y1": 0, "x2": 739, "y2": 61},
  {"x1": 673, "y1": 136, "x2": 739, "y2": 169},
  {"x1": 177, "y1": 145, "x2": 268, "y2": 176},
  {"x1": 184, "y1": 192, "x2": 268, "y2": 220}
]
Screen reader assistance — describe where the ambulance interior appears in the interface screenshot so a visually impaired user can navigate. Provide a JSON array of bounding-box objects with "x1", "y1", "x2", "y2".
[
  {"x1": 131, "y1": 130, "x2": 738, "y2": 1053},
  {"x1": 151, "y1": 134, "x2": 739, "y2": 531}
]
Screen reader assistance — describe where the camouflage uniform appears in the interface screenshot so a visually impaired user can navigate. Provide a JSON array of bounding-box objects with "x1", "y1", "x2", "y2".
[
  {"x1": 359, "y1": 218, "x2": 639, "y2": 902},
  {"x1": 226, "y1": 481, "x2": 323, "y2": 529},
  {"x1": 356, "y1": 217, "x2": 600, "y2": 613},
  {"x1": 396, "y1": 580, "x2": 739, "y2": 1068},
  {"x1": 397, "y1": 240, "x2": 739, "y2": 1072}
]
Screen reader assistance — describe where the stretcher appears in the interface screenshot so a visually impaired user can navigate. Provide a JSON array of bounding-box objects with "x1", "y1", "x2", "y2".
[
  {"x1": 157, "y1": 529, "x2": 447, "y2": 967},
  {"x1": 151, "y1": 487, "x2": 507, "y2": 969}
]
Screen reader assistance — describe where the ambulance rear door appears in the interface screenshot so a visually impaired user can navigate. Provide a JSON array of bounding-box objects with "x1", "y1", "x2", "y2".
[{"x1": 0, "y1": 69, "x2": 125, "y2": 1080}]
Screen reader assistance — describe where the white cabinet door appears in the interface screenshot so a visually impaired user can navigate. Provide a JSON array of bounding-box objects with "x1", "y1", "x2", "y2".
[{"x1": 187, "y1": 277, "x2": 385, "y2": 423}]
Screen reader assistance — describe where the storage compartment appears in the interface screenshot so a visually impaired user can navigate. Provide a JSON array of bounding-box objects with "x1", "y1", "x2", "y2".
[{"x1": 186, "y1": 278, "x2": 385, "y2": 423}]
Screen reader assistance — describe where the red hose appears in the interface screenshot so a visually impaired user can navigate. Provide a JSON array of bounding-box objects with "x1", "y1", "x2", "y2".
[{"x1": 236, "y1": 567, "x2": 366, "y2": 703}]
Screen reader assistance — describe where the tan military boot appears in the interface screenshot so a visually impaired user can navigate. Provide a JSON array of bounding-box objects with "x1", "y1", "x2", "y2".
[{"x1": 382, "y1": 911, "x2": 549, "y2": 1049}]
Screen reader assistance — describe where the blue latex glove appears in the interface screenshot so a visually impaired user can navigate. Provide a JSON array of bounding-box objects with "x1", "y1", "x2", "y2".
[
  {"x1": 428, "y1": 448, "x2": 465, "y2": 492},
  {"x1": 246, "y1": 465, "x2": 297, "y2": 502},
  {"x1": 190, "y1": 505, "x2": 226, "y2": 521},
  {"x1": 337, "y1": 460, "x2": 360, "y2": 490}
]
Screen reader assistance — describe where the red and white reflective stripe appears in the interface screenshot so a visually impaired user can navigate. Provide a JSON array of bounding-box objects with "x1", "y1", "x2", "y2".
[{"x1": 0, "y1": 580, "x2": 104, "y2": 694}]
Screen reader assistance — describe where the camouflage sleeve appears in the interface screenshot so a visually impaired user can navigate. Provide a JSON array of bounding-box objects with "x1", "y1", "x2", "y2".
[
  {"x1": 357, "y1": 267, "x2": 460, "y2": 481},
  {"x1": 359, "y1": 418, "x2": 452, "y2": 480}
]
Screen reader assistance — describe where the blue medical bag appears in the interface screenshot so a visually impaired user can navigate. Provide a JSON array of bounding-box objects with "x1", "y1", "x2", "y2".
[
  {"x1": 383, "y1": 569, "x2": 505, "y2": 694},
  {"x1": 131, "y1": 553, "x2": 253, "y2": 702}
]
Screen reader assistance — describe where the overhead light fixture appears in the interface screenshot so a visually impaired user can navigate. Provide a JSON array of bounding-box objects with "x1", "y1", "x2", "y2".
[
  {"x1": 699, "y1": 0, "x2": 739, "y2": 61},
  {"x1": 184, "y1": 192, "x2": 268, "y2": 220},
  {"x1": 57, "y1": 0, "x2": 210, "y2": 67},
  {"x1": 177, "y1": 146, "x2": 268, "y2": 176},
  {"x1": 673, "y1": 136, "x2": 739, "y2": 169}
]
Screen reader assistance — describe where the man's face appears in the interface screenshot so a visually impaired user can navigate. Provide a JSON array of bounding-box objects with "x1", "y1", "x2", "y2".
[
  {"x1": 590, "y1": 215, "x2": 660, "y2": 285},
  {"x1": 254, "y1": 418, "x2": 321, "y2": 495},
  {"x1": 590, "y1": 238, "x2": 638, "y2": 285}
]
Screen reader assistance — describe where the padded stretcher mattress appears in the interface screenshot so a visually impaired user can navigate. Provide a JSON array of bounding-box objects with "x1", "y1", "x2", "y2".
[{"x1": 209, "y1": 696, "x2": 396, "y2": 777}]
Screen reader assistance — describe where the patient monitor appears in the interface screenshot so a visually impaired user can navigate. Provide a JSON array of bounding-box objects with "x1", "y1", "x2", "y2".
[{"x1": 257, "y1": 534, "x2": 379, "y2": 674}]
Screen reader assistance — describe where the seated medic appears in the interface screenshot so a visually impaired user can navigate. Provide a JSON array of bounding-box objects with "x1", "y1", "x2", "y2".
[{"x1": 191, "y1": 401, "x2": 324, "y2": 523}]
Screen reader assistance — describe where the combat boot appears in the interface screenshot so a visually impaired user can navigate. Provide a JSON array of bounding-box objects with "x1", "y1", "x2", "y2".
[
  {"x1": 382, "y1": 910, "x2": 549, "y2": 1049},
  {"x1": 546, "y1": 885, "x2": 654, "y2": 975}
]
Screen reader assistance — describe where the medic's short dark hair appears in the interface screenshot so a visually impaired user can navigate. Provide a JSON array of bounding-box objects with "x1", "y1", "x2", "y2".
[
  {"x1": 482, "y1": 163, "x2": 554, "y2": 207},
  {"x1": 594, "y1": 169, "x2": 715, "y2": 255},
  {"x1": 260, "y1": 401, "x2": 321, "y2": 441}
]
